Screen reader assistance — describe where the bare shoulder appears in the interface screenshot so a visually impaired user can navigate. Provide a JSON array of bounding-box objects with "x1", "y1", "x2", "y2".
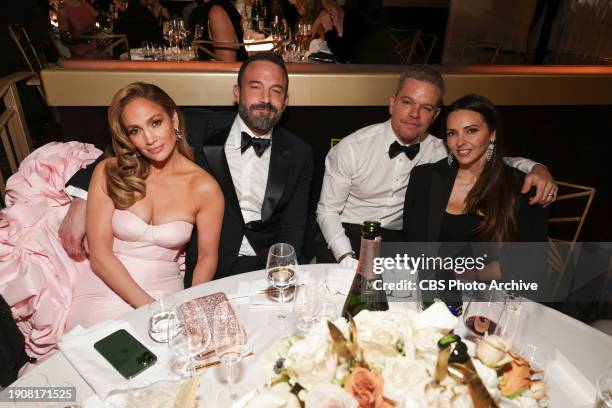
[
  {"x1": 184, "y1": 162, "x2": 223, "y2": 200},
  {"x1": 93, "y1": 157, "x2": 116, "y2": 177}
]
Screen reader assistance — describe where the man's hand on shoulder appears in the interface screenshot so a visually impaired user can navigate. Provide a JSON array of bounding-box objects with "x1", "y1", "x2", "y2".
[
  {"x1": 522, "y1": 164, "x2": 557, "y2": 207},
  {"x1": 59, "y1": 197, "x2": 88, "y2": 261}
]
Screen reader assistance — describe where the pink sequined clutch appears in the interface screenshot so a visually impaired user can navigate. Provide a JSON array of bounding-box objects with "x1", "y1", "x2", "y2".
[{"x1": 186, "y1": 292, "x2": 244, "y2": 360}]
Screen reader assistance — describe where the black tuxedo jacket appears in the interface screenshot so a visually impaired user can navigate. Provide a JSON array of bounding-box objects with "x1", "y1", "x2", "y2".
[
  {"x1": 183, "y1": 110, "x2": 313, "y2": 283},
  {"x1": 403, "y1": 159, "x2": 549, "y2": 242}
]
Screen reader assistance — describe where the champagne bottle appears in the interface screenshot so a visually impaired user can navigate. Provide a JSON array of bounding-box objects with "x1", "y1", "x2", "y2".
[
  {"x1": 251, "y1": 0, "x2": 262, "y2": 32},
  {"x1": 341, "y1": 221, "x2": 389, "y2": 318}
]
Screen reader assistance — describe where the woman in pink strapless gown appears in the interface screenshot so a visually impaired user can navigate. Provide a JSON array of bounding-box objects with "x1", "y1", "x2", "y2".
[
  {"x1": 65, "y1": 82, "x2": 224, "y2": 330},
  {"x1": 0, "y1": 83, "x2": 224, "y2": 367}
]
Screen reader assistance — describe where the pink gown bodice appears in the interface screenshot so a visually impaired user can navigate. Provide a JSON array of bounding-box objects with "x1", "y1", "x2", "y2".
[{"x1": 65, "y1": 210, "x2": 193, "y2": 330}]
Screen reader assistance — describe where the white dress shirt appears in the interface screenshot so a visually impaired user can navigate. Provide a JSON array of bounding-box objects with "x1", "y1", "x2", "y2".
[
  {"x1": 226, "y1": 115, "x2": 272, "y2": 256},
  {"x1": 316, "y1": 119, "x2": 537, "y2": 260}
]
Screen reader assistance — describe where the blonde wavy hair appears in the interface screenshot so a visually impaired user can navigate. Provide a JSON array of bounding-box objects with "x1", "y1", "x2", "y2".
[{"x1": 105, "y1": 82, "x2": 194, "y2": 209}]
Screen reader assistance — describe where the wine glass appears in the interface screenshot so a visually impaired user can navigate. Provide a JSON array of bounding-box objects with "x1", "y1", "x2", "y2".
[
  {"x1": 148, "y1": 294, "x2": 176, "y2": 343},
  {"x1": 167, "y1": 300, "x2": 211, "y2": 377},
  {"x1": 462, "y1": 289, "x2": 506, "y2": 339},
  {"x1": 494, "y1": 294, "x2": 524, "y2": 349},
  {"x1": 213, "y1": 300, "x2": 248, "y2": 406},
  {"x1": 266, "y1": 243, "x2": 298, "y2": 330}
]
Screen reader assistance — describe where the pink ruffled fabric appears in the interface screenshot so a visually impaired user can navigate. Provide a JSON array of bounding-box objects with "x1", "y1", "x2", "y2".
[{"x1": 0, "y1": 142, "x2": 102, "y2": 365}]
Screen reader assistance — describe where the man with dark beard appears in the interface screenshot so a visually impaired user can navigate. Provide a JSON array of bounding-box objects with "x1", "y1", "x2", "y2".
[
  {"x1": 61, "y1": 53, "x2": 313, "y2": 282},
  {"x1": 182, "y1": 53, "x2": 313, "y2": 280}
]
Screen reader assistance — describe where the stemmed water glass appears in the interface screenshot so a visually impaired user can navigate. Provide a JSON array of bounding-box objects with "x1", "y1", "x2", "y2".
[
  {"x1": 167, "y1": 300, "x2": 211, "y2": 377},
  {"x1": 266, "y1": 243, "x2": 298, "y2": 330},
  {"x1": 279, "y1": 19, "x2": 292, "y2": 56},
  {"x1": 213, "y1": 300, "x2": 248, "y2": 406}
]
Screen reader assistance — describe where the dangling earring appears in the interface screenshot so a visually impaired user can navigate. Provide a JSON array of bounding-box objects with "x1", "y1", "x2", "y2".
[
  {"x1": 174, "y1": 128, "x2": 182, "y2": 141},
  {"x1": 131, "y1": 150, "x2": 140, "y2": 158},
  {"x1": 486, "y1": 141, "x2": 495, "y2": 162},
  {"x1": 447, "y1": 153, "x2": 454, "y2": 166}
]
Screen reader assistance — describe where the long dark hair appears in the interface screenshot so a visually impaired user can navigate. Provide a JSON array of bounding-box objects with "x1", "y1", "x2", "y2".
[{"x1": 446, "y1": 94, "x2": 518, "y2": 242}]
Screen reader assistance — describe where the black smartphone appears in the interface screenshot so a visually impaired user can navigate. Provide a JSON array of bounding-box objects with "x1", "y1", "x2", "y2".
[{"x1": 94, "y1": 329, "x2": 157, "y2": 379}]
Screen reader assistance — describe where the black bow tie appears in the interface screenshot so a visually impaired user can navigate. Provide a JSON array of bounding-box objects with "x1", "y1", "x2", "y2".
[
  {"x1": 388, "y1": 141, "x2": 420, "y2": 160},
  {"x1": 241, "y1": 132, "x2": 271, "y2": 157}
]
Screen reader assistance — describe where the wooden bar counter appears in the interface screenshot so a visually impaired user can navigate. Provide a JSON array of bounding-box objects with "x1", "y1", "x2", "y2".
[{"x1": 42, "y1": 61, "x2": 612, "y2": 106}]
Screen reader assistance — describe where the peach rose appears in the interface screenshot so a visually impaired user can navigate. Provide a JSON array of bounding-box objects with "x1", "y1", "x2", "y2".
[{"x1": 343, "y1": 367, "x2": 394, "y2": 408}]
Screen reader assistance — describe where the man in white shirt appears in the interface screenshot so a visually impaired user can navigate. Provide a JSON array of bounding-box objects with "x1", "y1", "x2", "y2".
[{"x1": 316, "y1": 65, "x2": 557, "y2": 266}]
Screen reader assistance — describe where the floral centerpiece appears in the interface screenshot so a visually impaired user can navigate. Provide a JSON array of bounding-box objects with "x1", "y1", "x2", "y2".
[{"x1": 242, "y1": 303, "x2": 548, "y2": 408}]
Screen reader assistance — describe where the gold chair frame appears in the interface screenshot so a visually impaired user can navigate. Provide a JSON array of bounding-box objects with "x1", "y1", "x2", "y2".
[
  {"x1": 193, "y1": 39, "x2": 280, "y2": 61},
  {"x1": 389, "y1": 29, "x2": 437, "y2": 64},
  {"x1": 546, "y1": 181, "x2": 597, "y2": 297},
  {"x1": 73, "y1": 33, "x2": 130, "y2": 60}
]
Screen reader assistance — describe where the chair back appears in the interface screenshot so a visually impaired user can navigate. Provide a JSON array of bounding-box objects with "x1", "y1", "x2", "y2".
[
  {"x1": 389, "y1": 29, "x2": 437, "y2": 64},
  {"x1": 193, "y1": 39, "x2": 280, "y2": 61},
  {"x1": 546, "y1": 181, "x2": 596, "y2": 298},
  {"x1": 8, "y1": 25, "x2": 46, "y2": 74}
]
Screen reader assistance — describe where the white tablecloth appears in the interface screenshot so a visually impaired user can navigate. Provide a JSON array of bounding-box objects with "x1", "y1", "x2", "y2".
[{"x1": 6, "y1": 264, "x2": 612, "y2": 407}]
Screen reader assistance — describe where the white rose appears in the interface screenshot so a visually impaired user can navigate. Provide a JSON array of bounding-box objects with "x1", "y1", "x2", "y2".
[
  {"x1": 413, "y1": 327, "x2": 444, "y2": 372},
  {"x1": 382, "y1": 357, "x2": 429, "y2": 404},
  {"x1": 258, "y1": 336, "x2": 296, "y2": 380},
  {"x1": 284, "y1": 329, "x2": 337, "y2": 389},
  {"x1": 473, "y1": 359, "x2": 501, "y2": 401},
  {"x1": 245, "y1": 383, "x2": 301, "y2": 408},
  {"x1": 353, "y1": 310, "x2": 404, "y2": 369},
  {"x1": 304, "y1": 383, "x2": 358, "y2": 408}
]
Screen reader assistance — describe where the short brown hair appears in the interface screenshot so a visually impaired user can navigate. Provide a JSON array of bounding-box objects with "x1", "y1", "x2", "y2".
[{"x1": 395, "y1": 65, "x2": 446, "y2": 106}]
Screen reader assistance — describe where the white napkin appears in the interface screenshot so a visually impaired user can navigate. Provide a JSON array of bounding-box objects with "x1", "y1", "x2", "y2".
[
  {"x1": 546, "y1": 349, "x2": 596, "y2": 407},
  {"x1": 308, "y1": 38, "x2": 333, "y2": 55},
  {"x1": 323, "y1": 267, "x2": 355, "y2": 296},
  {"x1": 59, "y1": 320, "x2": 177, "y2": 401},
  {"x1": 234, "y1": 279, "x2": 305, "y2": 308},
  {"x1": 410, "y1": 301, "x2": 458, "y2": 331}
]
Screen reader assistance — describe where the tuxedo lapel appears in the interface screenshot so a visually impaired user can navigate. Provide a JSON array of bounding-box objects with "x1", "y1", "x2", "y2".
[
  {"x1": 261, "y1": 127, "x2": 291, "y2": 222},
  {"x1": 427, "y1": 164, "x2": 458, "y2": 241},
  {"x1": 201, "y1": 126, "x2": 243, "y2": 221}
]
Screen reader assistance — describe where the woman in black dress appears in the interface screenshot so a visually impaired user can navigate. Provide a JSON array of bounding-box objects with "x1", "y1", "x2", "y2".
[
  {"x1": 403, "y1": 94, "x2": 549, "y2": 282},
  {"x1": 190, "y1": 0, "x2": 247, "y2": 61}
]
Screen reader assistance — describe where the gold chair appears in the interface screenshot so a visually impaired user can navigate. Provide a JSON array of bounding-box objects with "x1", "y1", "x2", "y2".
[
  {"x1": 546, "y1": 181, "x2": 596, "y2": 297},
  {"x1": 73, "y1": 33, "x2": 130, "y2": 59},
  {"x1": 193, "y1": 39, "x2": 280, "y2": 61},
  {"x1": 389, "y1": 29, "x2": 437, "y2": 64},
  {"x1": 460, "y1": 39, "x2": 502, "y2": 64},
  {"x1": 8, "y1": 25, "x2": 46, "y2": 74}
]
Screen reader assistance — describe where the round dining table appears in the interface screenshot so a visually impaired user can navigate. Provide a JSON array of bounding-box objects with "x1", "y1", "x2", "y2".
[{"x1": 6, "y1": 263, "x2": 612, "y2": 407}]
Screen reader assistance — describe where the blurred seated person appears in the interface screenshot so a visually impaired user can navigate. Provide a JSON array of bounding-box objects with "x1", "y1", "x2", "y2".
[
  {"x1": 403, "y1": 94, "x2": 549, "y2": 282},
  {"x1": 114, "y1": 0, "x2": 163, "y2": 48},
  {"x1": 312, "y1": 0, "x2": 401, "y2": 64},
  {"x1": 58, "y1": 0, "x2": 98, "y2": 59},
  {"x1": 190, "y1": 0, "x2": 248, "y2": 61},
  {"x1": 150, "y1": 0, "x2": 170, "y2": 26}
]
